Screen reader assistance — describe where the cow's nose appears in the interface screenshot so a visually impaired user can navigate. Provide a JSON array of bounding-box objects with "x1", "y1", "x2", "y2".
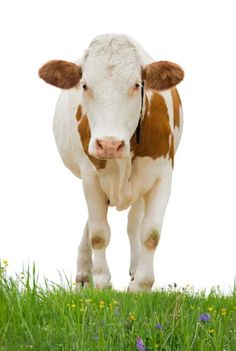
[{"x1": 95, "y1": 137, "x2": 125, "y2": 159}]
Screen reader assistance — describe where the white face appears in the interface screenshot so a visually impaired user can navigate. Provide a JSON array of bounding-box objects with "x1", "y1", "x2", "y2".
[{"x1": 81, "y1": 56, "x2": 142, "y2": 158}]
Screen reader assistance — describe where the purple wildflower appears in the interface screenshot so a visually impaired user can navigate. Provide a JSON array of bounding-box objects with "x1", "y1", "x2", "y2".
[
  {"x1": 199, "y1": 313, "x2": 211, "y2": 322},
  {"x1": 136, "y1": 336, "x2": 145, "y2": 351},
  {"x1": 155, "y1": 323, "x2": 163, "y2": 330}
]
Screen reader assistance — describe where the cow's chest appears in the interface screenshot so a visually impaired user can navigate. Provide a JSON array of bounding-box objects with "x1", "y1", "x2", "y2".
[
  {"x1": 97, "y1": 156, "x2": 168, "y2": 207},
  {"x1": 97, "y1": 158, "x2": 131, "y2": 207}
]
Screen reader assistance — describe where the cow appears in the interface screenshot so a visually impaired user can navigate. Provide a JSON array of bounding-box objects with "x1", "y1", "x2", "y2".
[{"x1": 39, "y1": 34, "x2": 184, "y2": 292}]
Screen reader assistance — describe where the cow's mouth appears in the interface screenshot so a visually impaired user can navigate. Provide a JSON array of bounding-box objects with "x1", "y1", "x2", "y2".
[{"x1": 92, "y1": 153, "x2": 123, "y2": 160}]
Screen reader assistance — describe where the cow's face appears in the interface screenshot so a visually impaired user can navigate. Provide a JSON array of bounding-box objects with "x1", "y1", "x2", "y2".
[
  {"x1": 80, "y1": 53, "x2": 144, "y2": 159},
  {"x1": 39, "y1": 49, "x2": 183, "y2": 160}
]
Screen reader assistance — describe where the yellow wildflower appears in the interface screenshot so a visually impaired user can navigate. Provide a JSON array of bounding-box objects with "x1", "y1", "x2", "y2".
[
  {"x1": 99, "y1": 300, "x2": 105, "y2": 308},
  {"x1": 2, "y1": 259, "x2": 8, "y2": 266},
  {"x1": 221, "y1": 308, "x2": 227, "y2": 316},
  {"x1": 208, "y1": 307, "x2": 214, "y2": 312},
  {"x1": 129, "y1": 312, "x2": 136, "y2": 321},
  {"x1": 208, "y1": 329, "x2": 214, "y2": 334}
]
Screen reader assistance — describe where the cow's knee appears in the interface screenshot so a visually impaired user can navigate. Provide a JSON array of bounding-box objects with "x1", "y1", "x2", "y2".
[
  {"x1": 89, "y1": 223, "x2": 110, "y2": 248},
  {"x1": 143, "y1": 229, "x2": 160, "y2": 250},
  {"x1": 91, "y1": 233, "x2": 107, "y2": 249}
]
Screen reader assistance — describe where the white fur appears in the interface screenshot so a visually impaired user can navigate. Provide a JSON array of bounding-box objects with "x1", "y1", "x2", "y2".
[{"x1": 52, "y1": 34, "x2": 183, "y2": 291}]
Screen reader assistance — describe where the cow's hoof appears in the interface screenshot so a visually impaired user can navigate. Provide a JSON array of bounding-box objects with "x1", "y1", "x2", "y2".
[
  {"x1": 127, "y1": 279, "x2": 154, "y2": 292},
  {"x1": 76, "y1": 272, "x2": 90, "y2": 289},
  {"x1": 93, "y1": 274, "x2": 112, "y2": 290}
]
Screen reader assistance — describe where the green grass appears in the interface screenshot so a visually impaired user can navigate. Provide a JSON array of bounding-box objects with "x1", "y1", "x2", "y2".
[{"x1": 0, "y1": 264, "x2": 235, "y2": 350}]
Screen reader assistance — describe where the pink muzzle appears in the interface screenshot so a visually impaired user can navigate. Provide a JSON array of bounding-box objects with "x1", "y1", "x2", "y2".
[{"x1": 95, "y1": 137, "x2": 125, "y2": 159}]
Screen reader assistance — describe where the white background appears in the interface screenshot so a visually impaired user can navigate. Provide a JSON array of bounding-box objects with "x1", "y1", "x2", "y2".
[{"x1": 0, "y1": 0, "x2": 235, "y2": 292}]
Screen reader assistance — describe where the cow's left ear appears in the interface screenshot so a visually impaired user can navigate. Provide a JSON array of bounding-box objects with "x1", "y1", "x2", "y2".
[
  {"x1": 38, "y1": 60, "x2": 82, "y2": 89},
  {"x1": 142, "y1": 61, "x2": 184, "y2": 91}
]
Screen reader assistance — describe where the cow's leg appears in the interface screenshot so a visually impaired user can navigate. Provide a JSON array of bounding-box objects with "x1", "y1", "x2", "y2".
[
  {"x1": 128, "y1": 172, "x2": 172, "y2": 292},
  {"x1": 127, "y1": 198, "x2": 144, "y2": 280},
  {"x1": 83, "y1": 174, "x2": 111, "y2": 289},
  {"x1": 76, "y1": 221, "x2": 92, "y2": 288}
]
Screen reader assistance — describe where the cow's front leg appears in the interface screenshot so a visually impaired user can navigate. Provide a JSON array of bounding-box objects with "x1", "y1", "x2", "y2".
[
  {"x1": 128, "y1": 172, "x2": 172, "y2": 292},
  {"x1": 83, "y1": 174, "x2": 111, "y2": 289}
]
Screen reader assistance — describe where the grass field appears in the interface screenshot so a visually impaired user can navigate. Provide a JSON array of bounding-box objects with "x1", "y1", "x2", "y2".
[{"x1": 0, "y1": 263, "x2": 235, "y2": 351}]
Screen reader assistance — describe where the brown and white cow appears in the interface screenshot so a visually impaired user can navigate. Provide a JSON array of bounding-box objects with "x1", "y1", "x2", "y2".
[{"x1": 39, "y1": 34, "x2": 184, "y2": 292}]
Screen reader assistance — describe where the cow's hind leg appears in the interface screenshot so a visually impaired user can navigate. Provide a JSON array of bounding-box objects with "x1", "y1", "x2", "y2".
[
  {"x1": 127, "y1": 198, "x2": 144, "y2": 280},
  {"x1": 76, "y1": 221, "x2": 93, "y2": 288}
]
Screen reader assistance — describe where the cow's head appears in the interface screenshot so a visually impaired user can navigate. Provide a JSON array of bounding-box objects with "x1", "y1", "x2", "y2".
[{"x1": 39, "y1": 36, "x2": 184, "y2": 160}]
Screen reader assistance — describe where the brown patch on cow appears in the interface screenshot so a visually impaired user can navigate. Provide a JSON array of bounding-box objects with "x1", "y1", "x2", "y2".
[
  {"x1": 78, "y1": 113, "x2": 106, "y2": 170},
  {"x1": 78, "y1": 116, "x2": 107, "y2": 170},
  {"x1": 76, "y1": 105, "x2": 83, "y2": 122},
  {"x1": 131, "y1": 92, "x2": 173, "y2": 165},
  {"x1": 171, "y1": 87, "x2": 182, "y2": 128},
  {"x1": 143, "y1": 61, "x2": 184, "y2": 91},
  {"x1": 39, "y1": 60, "x2": 82, "y2": 89},
  {"x1": 144, "y1": 230, "x2": 160, "y2": 250},
  {"x1": 91, "y1": 235, "x2": 106, "y2": 249}
]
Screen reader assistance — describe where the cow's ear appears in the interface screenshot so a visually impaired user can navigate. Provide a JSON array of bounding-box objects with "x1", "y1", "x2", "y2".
[
  {"x1": 38, "y1": 60, "x2": 82, "y2": 89},
  {"x1": 142, "y1": 61, "x2": 184, "y2": 91}
]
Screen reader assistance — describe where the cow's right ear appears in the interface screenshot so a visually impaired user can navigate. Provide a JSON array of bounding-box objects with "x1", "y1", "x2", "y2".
[{"x1": 38, "y1": 60, "x2": 82, "y2": 89}]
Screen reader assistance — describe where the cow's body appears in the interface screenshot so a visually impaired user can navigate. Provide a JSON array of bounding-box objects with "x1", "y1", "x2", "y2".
[{"x1": 39, "y1": 34, "x2": 184, "y2": 291}]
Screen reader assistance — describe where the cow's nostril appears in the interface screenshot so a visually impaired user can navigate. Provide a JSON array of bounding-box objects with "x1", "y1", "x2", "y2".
[
  {"x1": 96, "y1": 139, "x2": 104, "y2": 151},
  {"x1": 117, "y1": 141, "x2": 125, "y2": 152}
]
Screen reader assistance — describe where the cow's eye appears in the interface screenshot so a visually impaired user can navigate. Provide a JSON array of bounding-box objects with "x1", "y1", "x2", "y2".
[
  {"x1": 135, "y1": 83, "x2": 140, "y2": 89},
  {"x1": 82, "y1": 83, "x2": 87, "y2": 90}
]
